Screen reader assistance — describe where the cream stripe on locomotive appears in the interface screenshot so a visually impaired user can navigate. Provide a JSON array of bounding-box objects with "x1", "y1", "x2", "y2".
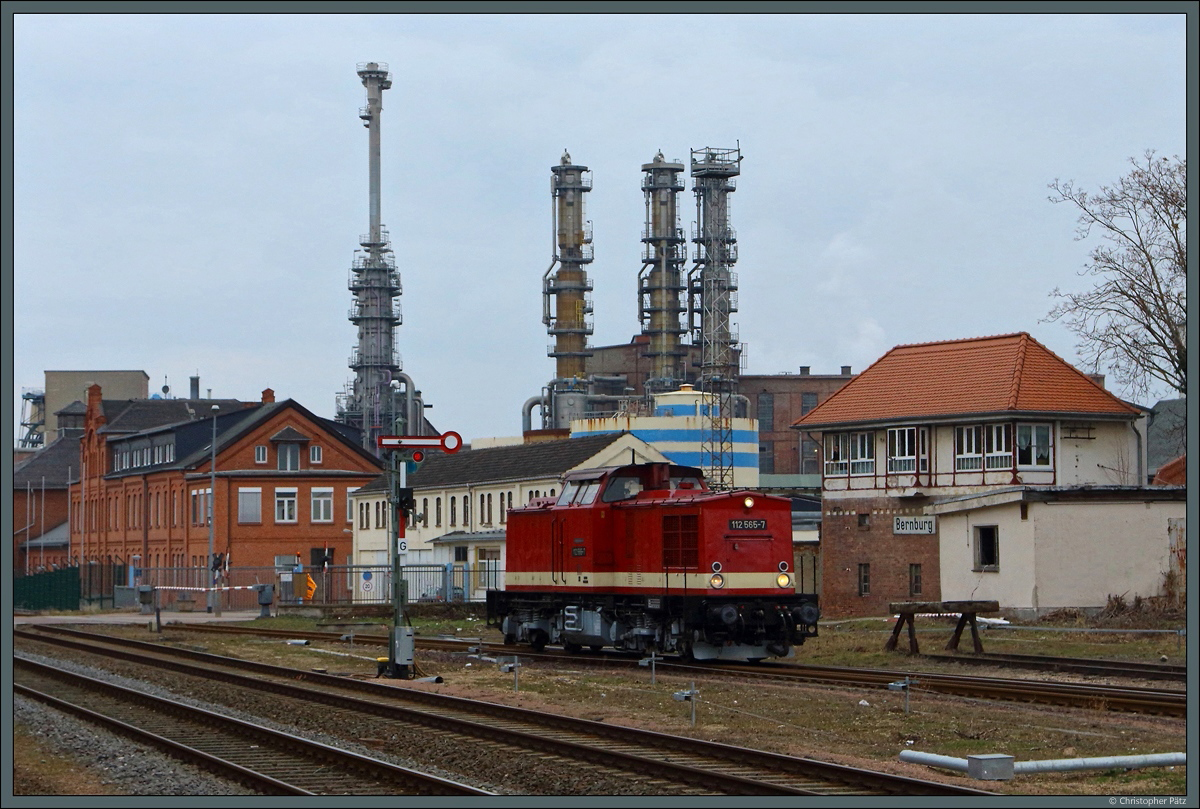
[{"x1": 505, "y1": 570, "x2": 792, "y2": 590}]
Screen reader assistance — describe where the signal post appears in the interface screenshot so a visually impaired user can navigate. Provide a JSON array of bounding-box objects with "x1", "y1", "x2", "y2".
[{"x1": 376, "y1": 431, "x2": 463, "y2": 677}]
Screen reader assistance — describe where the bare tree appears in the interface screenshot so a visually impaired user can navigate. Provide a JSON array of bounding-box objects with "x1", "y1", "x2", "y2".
[{"x1": 1046, "y1": 151, "x2": 1186, "y2": 400}]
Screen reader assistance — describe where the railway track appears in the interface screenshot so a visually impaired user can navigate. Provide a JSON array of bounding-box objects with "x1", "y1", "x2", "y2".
[
  {"x1": 159, "y1": 624, "x2": 1188, "y2": 716},
  {"x1": 16, "y1": 627, "x2": 991, "y2": 797},
  {"x1": 922, "y1": 651, "x2": 1187, "y2": 682},
  {"x1": 14, "y1": 657, "x2": 490, "y2": 796}
]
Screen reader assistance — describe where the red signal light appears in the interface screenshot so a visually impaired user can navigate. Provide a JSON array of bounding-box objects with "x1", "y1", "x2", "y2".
[{"x1": 411, "y1": 450, "x2": 425, "y2": 463}]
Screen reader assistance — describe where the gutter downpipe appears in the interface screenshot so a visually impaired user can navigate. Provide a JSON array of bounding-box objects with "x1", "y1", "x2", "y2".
[{"x1": 1133, "y1": 416, "x2": 1145, "y2": 484}]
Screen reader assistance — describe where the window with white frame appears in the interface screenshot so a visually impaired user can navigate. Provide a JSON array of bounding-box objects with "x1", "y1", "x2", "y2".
[
  {"x1": 311, "y1": 488, "x2": 333, "y2": 523},
  {"x1": 278, "y1": 443, "x2": 300, "y2": 471},
  {"x1": 824, "y1": 433, "x2": 849, "y2": 476},
  {"x1": 984, "y1": 424, "x2": 1013, "y2": 469},
  {"x1": 255, "y1": 445, "x2": 267, "y2": 464},
  {"x1": 1016, "y1": 423, "x2": 1053, "y2": 468},
  {"x1": 955, "y1": 425, "x2": 983, "y2": 471},
  {"x1": 346, "y1": 487, "x2": 358, "y2": 522},
  {"x1": 886, "y1": 427, "x2": 926, "y2": 473},
  {"x1": 849, "y1": 431, "x2": 875, "y2": 475},
  {"x1": 237, "y1": 487, "x2": 262, "y2": 523},
  {"x1": 275, "y1": 488, "x2": 298, "y2": 523},
  {"x1": 310, "y1": 445, "x2": 323, "y2": 464}
]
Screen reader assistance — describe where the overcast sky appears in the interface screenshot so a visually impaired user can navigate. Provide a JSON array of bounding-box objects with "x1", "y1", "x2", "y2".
[{"x1": 11, "y1": 10, "x2": 1188, "y2": 445}]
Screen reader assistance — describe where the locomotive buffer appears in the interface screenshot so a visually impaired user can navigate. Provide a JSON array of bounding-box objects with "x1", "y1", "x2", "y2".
[{"x1": 376, "y1": 431, "x2": 463, "y2": 677}]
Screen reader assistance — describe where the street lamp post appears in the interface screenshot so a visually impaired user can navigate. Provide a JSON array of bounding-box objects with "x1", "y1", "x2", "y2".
[{"x1": 208, "y1": 404, "x2": 219, "y2": 613}]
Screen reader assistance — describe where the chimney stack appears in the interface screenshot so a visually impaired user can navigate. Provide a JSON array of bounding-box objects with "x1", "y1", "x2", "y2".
[
  {"x1": 799, "y1": 366, "x2": 810, "y2": 376},
  {"x1": 841, "y1": 365, "x2": 852, "y2": 376},
  {"x1": 262, "y1": 388, "x2": 275, "y2": 403}
]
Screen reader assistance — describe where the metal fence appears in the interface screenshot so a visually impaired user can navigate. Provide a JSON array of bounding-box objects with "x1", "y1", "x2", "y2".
[
  {"x1": 129, "y1": 563, "x2": 505, "y2": 611},
  {"x1": 16, "y1": 558, "x2": 818, "y2": 613}
]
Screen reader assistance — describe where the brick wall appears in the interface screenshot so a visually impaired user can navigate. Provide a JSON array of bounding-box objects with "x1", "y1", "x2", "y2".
[{"x1": 819, "y1": 496, "x2": 941, "y2": 618}]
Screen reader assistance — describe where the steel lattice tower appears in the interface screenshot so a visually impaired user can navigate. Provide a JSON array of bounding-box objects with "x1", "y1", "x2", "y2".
[
  {"x1": 338, "y1": 62, "x2": 403, "y2": 455},
  {"x1": 689, "y1": 146, "x2": 741, "y2": 490}
]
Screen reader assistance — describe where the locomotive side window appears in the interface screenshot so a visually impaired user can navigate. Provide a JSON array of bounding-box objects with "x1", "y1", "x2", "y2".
[
  {"x1": 670, "y1": 475, "x2": 704, "y2": 491},
  {"x1": 663, "y1": 514, "x2": 699, "y2": 568},
  {"x1": 601, "y1": 475, "x2": 643, "y2": 502},
  {"x1": 556, "y1": 482, "x2": 580, "y2": 506}
]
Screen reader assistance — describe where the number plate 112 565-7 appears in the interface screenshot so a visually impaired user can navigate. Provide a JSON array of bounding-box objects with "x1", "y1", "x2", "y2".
[{"x1": 728, "y1": 519, "x2": 767, "y2": 530}]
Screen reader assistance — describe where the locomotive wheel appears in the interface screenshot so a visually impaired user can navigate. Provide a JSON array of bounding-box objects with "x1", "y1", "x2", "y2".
[
  {"x1": 503, "y1": 633, "x2": 517, "y2": 646},
  {"x1": 530, "y1": 630, "x2": 549, "y2": 652},
  {"x1": 564, "y1": 641, "x2": 582, "y2": 654},
  {"x1": 589, "y1": 645, "x2": 604, "y2": 653}
]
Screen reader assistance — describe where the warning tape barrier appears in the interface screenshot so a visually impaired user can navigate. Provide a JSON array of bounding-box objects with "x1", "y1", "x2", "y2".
[{"x1": 148, "y1": 585, "x2": 269, "y2": 592}]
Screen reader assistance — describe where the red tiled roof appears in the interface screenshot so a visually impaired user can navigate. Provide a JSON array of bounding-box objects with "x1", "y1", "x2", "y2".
[
  {"x1": 794, "y1": 333, "x2": 1141, "y2": 428},
  {"x1": 1153, "y1": 454, "x2": 1186, "y2": 485}
]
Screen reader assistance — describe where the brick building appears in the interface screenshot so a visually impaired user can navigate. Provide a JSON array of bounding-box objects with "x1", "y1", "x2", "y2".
[
  {"x1": 794, "y1": 333, "x2": 1174, "y2": 619},
  {"x1": 743, "y1": 366, "x2": 855, "y2": 481},
  {"x1": 70, "y1": 384, "x2": 381, "y2": 571},
  {"x1": 13, "y1": 435, "x2": 78, "y2": 572}
]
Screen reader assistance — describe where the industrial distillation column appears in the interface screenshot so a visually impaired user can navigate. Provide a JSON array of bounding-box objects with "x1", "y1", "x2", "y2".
[
  {"x1": 638, "y1": 152, "x2": 688, "y2": 394},
  {"x1": 689, "y1": 146, "x2": 742, "y2": 490},
  {"x1": 542, "y1": 151, "x2": 596, "y2": 429},
  {"x1": 338, "y1": 62, "x2": 407, "y2": 455}
]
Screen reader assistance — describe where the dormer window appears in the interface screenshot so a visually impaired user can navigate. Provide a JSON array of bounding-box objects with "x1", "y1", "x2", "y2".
[{"x1": 278, "y1": 443, "x2": 300, "y2": 471}]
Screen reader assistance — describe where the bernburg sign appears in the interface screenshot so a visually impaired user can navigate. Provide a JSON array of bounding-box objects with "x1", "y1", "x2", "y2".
[{"x1": 894, "y1": 516, "x2": 937, "y2": 535}]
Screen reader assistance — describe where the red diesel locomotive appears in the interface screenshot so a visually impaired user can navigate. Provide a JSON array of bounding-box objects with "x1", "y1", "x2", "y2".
[{"x1": 487, "y1": 461, "x2": 820, "y2": 661}]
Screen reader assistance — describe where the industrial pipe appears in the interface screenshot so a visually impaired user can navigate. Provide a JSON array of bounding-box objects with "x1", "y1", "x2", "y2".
[
  {"x1": 522, "y1": 395, "x2": 547, "y2": 433},
  {"x1": 1013, "y1": 752, "x2": 1185, "y2": 775},
  {"x1": 899, "y1": 749, "x2": 1185, "y2": 779},
  {"x1": 394, "y1": 372, "x2": 418, "y2": 434}
]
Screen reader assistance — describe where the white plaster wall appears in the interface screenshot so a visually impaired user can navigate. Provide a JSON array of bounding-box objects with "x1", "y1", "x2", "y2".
[
  {"x1": 1033, "y1": 501, "x2": 1184, "y2": 610},
  {"x1": 938, "y1": 504, "x2": 1037, "y2": 608},
  {"x1": 1057, "y1": 422, "x2": 1142, "y2": 486},
  {"x1": 939, "y1": 500, "x2": 1185, "y2": 614}
]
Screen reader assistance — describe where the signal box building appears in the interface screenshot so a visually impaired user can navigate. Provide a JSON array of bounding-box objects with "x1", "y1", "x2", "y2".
[
  {"x1": 794, "y1": 333, "x2": 1185, "y2": 619},
  {"x1": 69, "y1": 384, "x2": 382, "y2": 571}
]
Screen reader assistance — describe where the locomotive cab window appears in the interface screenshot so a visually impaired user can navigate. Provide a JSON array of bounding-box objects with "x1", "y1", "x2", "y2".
[
  {"x1": 555, "y1": 482, "x2": 580, "y2": 506},
  {"x1": 601, "y1": 475, "x2": 644, "y2": 502},
  {"x1": 576, "y1": 480, "x2": 602, "y2": 505},
  {"x1": 670, "y1": 475, "x2": 704, "y2": 491}
]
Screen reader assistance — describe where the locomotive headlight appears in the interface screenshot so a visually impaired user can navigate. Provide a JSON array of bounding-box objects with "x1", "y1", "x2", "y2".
[
  {"x1": 743, "y1": 496, "x2": 755, "y2": 509},
  {"x1": 776, "y1": 573, "x2": 792, "y2": 588},
  {"x1": 709, "y1": 573, "x2": 725, "y2": 589}
]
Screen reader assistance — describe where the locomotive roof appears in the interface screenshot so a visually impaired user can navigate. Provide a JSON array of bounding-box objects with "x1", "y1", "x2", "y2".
[
  {"x1": 406, "y1": 432, "x2": 645, "y2": 488},
  {"x1": 562, "y1": 461, "x2": 705, "y2": 480}
]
